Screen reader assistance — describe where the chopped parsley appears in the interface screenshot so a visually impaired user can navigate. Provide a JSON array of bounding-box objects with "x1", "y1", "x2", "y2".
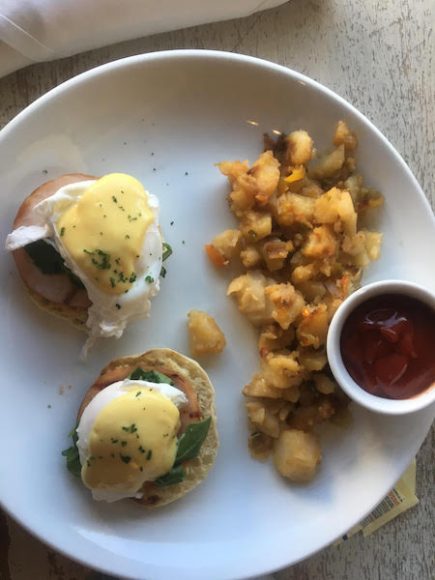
[
  {"x1": 146, "y1": 450, "x2": 153, "y2": 461},
  {"x1": 83, "y1": 248, "x2": 111, "y2": 270},
  {"x1": 120, "y1": 454, "x2": 131, "y2": 464},
  {"x1": 145, "y1": 275, "x2": 154, "y2": 284},
  {"x1": 122, "y1": 423, "x2": 138, "y2": 434},
  {"x1": 162, "y1": 242, "x2": 172, "y2": 261},
  {"x1": 60, "y1": 227, "x2": 65, "y2": 237}
]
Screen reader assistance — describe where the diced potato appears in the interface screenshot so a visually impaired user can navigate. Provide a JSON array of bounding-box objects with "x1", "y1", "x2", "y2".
[
  {"x1": 333, "y1": 120, "x2": 358, "y2": 151},
  {"x1": 205, "y1": 229, "x2": 241, "y2": 267},
  {"x1": 265, "y1": 283, "x2": 305, "y2": 330},
  {"x1": 261, "y1": 351, "x2": 305, "y2": 389},
  {"x1": 291, "y1": 263, "x2": 317, "y2": 284},
  {"x1": 227, "y1": 271, "x2": 275, "y2": 326},
  {"x1": 274, "y1": 192, "x2": 316, "y2": 227},
  {"x1": 342, "y1": 230, "x2": 383, "y2": 267},
  {"x1": 243, "y1": 373, "x2": 284, "y2": 399},
  {"x1": 246, "y1": 401, "x2": 281, "y2": 438},
  {"x1": 260, "y1": 238, "x2": 293, "y2": 272},
  {"x1": 286, "y1": 130, "x2": 314, "y2": 166},
  {"x1": 310, "y1": 144, "x2": 345, "y2": 180},
  {"x1": 218, "y1": 160, "x2": 249, "y2": 184},
  {"x1": 239, "y1": 210, "x2": 272, "y2": 240},
  {"x1": 187, "y1": 310, "x2": 226, "y2": 356},
  {"x1": 240, "y1": 245, "x2": 262, "y2": 268},
  {"x1": 298, "y1": 347, "x2": 327, "y2": 371},
  {"x1": 293, "y1": 281, "x2": 326, "y2": 303},
  {"x1": 314, "y1": 187, "x2": 357, "y2": 236},
  {"x1": 302, "y1": 226, "x2": 337, "y2": 259},
  {"x1": 249, "y1": 150, "x2": 280, "y2": 204},
  {"x1": 313, "y1": 373, "x2": 336, "y2": 395},
  {"x1": 297, "y1": 304, "x2": 329, "y2": 349},
  {"x1": 248, "y1": 431, "x2": 274, "y2": 460},
  {"x1": 273, "y1": 429, "x2": 321, "y2": 482},
  {"x1": 258, "y1": 324, "x2": 295, "y2": 357}
]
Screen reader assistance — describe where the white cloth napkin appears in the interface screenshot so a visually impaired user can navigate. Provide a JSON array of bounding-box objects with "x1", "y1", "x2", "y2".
[{"x1": 0, "y1": 0, "x2": 286, "y2": 77}]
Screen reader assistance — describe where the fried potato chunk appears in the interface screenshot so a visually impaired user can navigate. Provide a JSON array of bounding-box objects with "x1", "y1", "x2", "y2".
[
  {"x1": 227, "y1": 271, "x2": 275, "y2": 326},
  {"x1": 205, "y1": 229, "x2": 241, "y2": 267},
  {"x1": 273, "y1": 429, "x2": 321, "y2": 482},
  {"x1": 265, "y1": 283, "x2": 305, "y2": 330},
  {"x1": 187, "y1": 310, "x2": 226, "y2": 356},
  {"x1": 286, "y1": 130, "x2": 314, "y2": 166}
]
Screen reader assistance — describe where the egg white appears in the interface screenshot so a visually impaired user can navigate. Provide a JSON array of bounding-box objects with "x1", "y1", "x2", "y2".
[
  {"x1": 76, "y1": 379, "x2": 188, "y2": 502},
  {"x1": 5, "y1": 180, "x2": 163, "y2": 353}
]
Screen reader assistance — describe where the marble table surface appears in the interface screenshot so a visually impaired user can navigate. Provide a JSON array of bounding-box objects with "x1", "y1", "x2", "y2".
[{"x1": 0, "y1": 1, "x2": 433, "y2": 579}]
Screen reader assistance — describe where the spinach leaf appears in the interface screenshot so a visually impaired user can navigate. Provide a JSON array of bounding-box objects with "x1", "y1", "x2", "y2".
[
  {"x1": 25, "y1": 240, "x2": 65, "y2": 274},
  {"x1": 154, "y1": 417, "x2": 211, "y2": 487},
  {"x1": 61, "y1": 427, "x2": 81, "y2": 477},
  {"x1": 174, "y1": 417, "x2": 211, "y2": 465},
  {"x1": 25, "y1": 240, "x2": 84, "y2": 288},
  {"x1": 154, "y1": 464, "x2": 185, "y2": 487},
  {"x1": 129, "y1": 368, "x2": 174, "y2": 385},
  {"x1": 162, "y1": 242, "x2": 172, "y2": 261}
]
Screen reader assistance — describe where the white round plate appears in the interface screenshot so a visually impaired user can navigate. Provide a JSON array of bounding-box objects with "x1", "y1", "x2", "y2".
[{"x1": 0, "y1": 50, "x2": 434, "y2": 580}]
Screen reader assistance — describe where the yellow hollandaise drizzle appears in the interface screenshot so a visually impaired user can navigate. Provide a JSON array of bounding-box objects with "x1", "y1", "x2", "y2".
[
  {"x1": 57, "y1": 173, "x2": 154, "y2": 295},
  {"x1": 82, "y1": 388, "x2": 180, "y2": 492}
]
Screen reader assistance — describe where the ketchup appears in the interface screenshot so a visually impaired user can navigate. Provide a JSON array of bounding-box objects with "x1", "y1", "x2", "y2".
[{"x1": 340, "y1": 294, "x2": 435, "y2": 399}]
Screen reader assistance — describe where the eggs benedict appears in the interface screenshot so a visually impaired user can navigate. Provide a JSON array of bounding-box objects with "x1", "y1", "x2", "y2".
[
  {"x1": 63, "y1": 348, "x2": 219, "y2": 507},
  {"x1": 5, "y1": 173, "x2": 170, "y2": 353}
]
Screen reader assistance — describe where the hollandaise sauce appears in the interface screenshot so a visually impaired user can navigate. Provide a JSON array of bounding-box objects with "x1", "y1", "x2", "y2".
[
  {"x1": 57, "y1": 173, "x2": 154, "y2": 295},
  {"x1": 82, "y1": 387, "x2": 180, "y2": 494}
]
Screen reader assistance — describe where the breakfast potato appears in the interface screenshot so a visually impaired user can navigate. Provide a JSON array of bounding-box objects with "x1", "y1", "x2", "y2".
[
  {"x1": 207, "y1": 121, "x2": 383, "y2": 485},
  {"x1": 273, "y1": 429, "x2": 321, "y2": 482},
  {"x1": 285, "y1": 130, "x2": 314, "y2": 166},
  {"x1": 260, "y1": 350, "x2": 305, "y2": 389},
  {"x1": 310, "y1": 144, "x2": 345, "y2": 180},
  {"x1": 205, "y1": 229, "x2": 241, "y2": 267},
  {"x1": 264, "y1": 283, "x2": 305, "y2": 330},
  {"x1": 227, "y1": 271, "x2": 275, "y2": 326},
  {"x1": 187, "y1": 310, "x2": 226, "y2": 356}
]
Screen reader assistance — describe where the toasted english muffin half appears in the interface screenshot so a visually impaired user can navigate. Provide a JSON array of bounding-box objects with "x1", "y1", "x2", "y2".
[
  {"x1": 77, "y1": 348, "x2": 219, "y2": 508},
  {"x1": 10, "y1": 174, "x2": 96, "y2": 330}
]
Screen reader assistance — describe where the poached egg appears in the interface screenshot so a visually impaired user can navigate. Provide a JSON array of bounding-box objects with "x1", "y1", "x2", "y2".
[
  {"x1": 5, "y1": 173, "x2": 163, "y2": 352},
  {"x1": 76, "y1": 378, "x2": 188, "y2": 502}
]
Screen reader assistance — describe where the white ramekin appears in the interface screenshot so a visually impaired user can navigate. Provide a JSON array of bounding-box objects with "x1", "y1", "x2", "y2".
[{"x1": 327, "y1": 280, "x2": 435, "y2": 414}]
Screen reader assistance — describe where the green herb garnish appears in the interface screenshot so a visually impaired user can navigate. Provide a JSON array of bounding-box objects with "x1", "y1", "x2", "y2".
[
  {"x1": 162, "y1": 242, "x2": 172, "y2": 261},
  {"x1": 122, "y1": 423, "x2": 138, "y2": 433},
  {"x1": 129, "y1": 368, "x2": 174, "y2": 385},
  {"x1": 61, "y1": 427, "x2": 81, "y2": 477},
  {"x1": 83, "y1": 248, "x2": 111, "y2": 270},
  {"x1": 120, "y1": 454, "x2": 131, "y2": 464},
  {"x1": 145, "y1": 275, "x2": 154, "y2": 284},
  {"x1": 155, "y1": 465, "x2": 185, "y2": 487}
]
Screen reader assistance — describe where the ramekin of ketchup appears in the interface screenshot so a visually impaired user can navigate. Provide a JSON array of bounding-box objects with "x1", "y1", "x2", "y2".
[{"x1": 327, "y1": 280, "x2": 435, "y2": 414}]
